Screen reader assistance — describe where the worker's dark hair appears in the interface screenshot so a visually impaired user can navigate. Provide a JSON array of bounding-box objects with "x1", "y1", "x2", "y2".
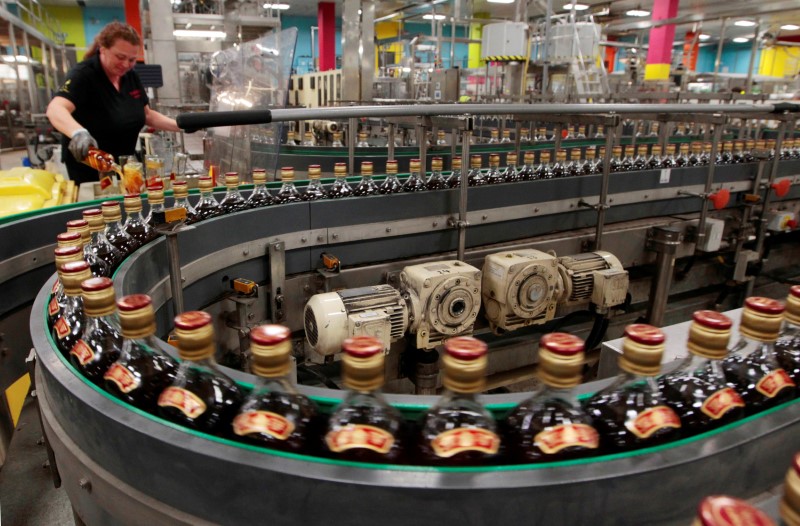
[{"x1": 85, "y1": 21, "x2": 141, "y2": 58}]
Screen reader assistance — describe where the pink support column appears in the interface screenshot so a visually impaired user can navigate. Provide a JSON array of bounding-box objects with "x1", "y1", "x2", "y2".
[
  {"x1": 318, "y1": 2, "x2": 336, "y2": 72},
  {"x1": 644, "y1": 0, "x2": 679, "y2": 81}
]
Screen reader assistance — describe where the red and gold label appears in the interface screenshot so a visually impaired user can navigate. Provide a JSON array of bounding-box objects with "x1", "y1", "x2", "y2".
[
  {"x1": 103, "y1": 363, "x2": 140, "y2": 393},
  {"x1": 626, "y1": 406, "x2": 681, "y2": 439},
  {"x1": 69, "y1": 340, "x2": 94, "y2": 366},
  {"x1": 325, "y1": 424, "x2": 395, "y2": 454},
  {"x1": 756, "y1": 369, "x2": 795, "y2": 398},
  {"x1": 51, "y1": 280, "x2": 59, "y2": 294},
  {"x1": 99, "y1": 174, "x2": 112, "y2": 190},
  {"x1": 48, "y1": 297, "x2": 60, "y2": 317},
  {"x1": 430, "y1": 427, "x2": 500, "y2": 458},
  {"x1": 232, "y1": 411, "x2": 294, "y2": 440},
  {"x1": 701, "y1": 388, "x2": 745, "y2": 419},
  {"x1": 535, "y1": 423, "x2": 599, "y2": 454},
  {"x1": 54, "y1": 317, "x2": 70, "y2": 340},
  {"x1": 157, "y1": 387, "x2": 207, "y2": 419}
]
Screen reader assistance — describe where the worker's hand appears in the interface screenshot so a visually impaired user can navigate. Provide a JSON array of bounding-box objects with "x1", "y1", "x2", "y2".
[{"x1": 68, "y1": 129, "x2": 97, "y2": 162}]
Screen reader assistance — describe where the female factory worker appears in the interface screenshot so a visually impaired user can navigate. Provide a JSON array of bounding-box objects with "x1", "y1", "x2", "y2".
[{"x1": 46, "y1": 21, "x2": 181, "y2": 185}]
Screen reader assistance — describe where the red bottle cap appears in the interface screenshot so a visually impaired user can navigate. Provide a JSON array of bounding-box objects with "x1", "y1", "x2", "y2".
[
  {"x1": 124, "y1": 193, "x2": 140, "y2": 199},
  {"x1": 172, "y1": 180, "x2": 187, "y2": 187},
  {"x1": 65, "y1": 219, "x2": 88, "y2": 229},
  {"x1": 56, "y1": 232, "x2": 81, "y2": 243},
  {"x1": 54, "y1": 246, "x2": 82, "y2": 257},
  {"x1": 745, "y1": 297, "x2": 785, "y2": 315},
  {"x1": 624, "y1": 324, "x2": 665, "y2": 345},
  {"x1": 80, "y1": 276, "x2": 113, "y2": 292},
  {"x1": 342, "y1": 335, "x2": 382, "y2": 358},
  {"x1": 540, "y1": 332, "x2": 584, "y2": 356},
  {"x1": 692, "y1": 310, "x2": 733, "y2": 330},
  {"x1": 790, "y1": 286, "x2": 800, "y2": 299},
  {"x1": 794, "y1": 452, "x2": 800, "y2": 475},
  {"x1": 117, "y1": 294, "x2": 151, "y2": 311},
  {"x1": 60, "y1": 260, "x2": 90, "y2": 274},
  {"x1": 174, "y1": 311, "x2": 212, "y2": 331},
  {"x1": 250, "y1": 324, "x2": 291, "y2": 346},
  {"x1": 444, "y1": 336, "x2": 488, "y2": 360},
  {"x1": 696, "y1": 495, "x2": 774, "y2": 526},
  {"x1": 101, "y1": 201, "x2": 119, "y2": 209},
  {"x1": 82, "y1": 208, "x2": 102, "y2": 217}
]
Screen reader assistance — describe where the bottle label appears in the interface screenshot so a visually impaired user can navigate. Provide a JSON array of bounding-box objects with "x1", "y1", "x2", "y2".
[
  {"x1": 158, "y1": 387, "x2": 207, "y2": 419},
  {"x1": 103, "y1": 363, "x2": 140, "y2": 393},
  {"x1": 51, "y1": 280, "x2": 59, "y2": 294},
  {"x1": 54, "y1": 318, "x2": 70, "y2": 340},
  {"x1": 48, "y1": 297, "x2": 60, "y2": 317},
  {"x1": 626, "y1": 406, "x2": 681, "y2": 439},
  {"x1": 755, "y1": 369, "x2": 795, "y2": 398},
  {"x1": 325, "y1": 424, "x2": 394, "y2": 454},
  {"x1": 232, "y1": 411, "x2": 294, "y2": 440},
  {"x1": 430, "y1": 428, "x2": 500, "y2": 458},
  {"x1": 69, "y1": 340, "x2": 94, "y2": 366},
  {"x1": 535, "y1": 423, "x2": 600, "y2": 454},
  {"x1": 701, "y1": 388, "x2": 745, "y2": 419}
]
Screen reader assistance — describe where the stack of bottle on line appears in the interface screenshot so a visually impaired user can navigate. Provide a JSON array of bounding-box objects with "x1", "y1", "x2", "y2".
[{"x1": 48, "y1": 248, "x2": 799, "y2": 465}]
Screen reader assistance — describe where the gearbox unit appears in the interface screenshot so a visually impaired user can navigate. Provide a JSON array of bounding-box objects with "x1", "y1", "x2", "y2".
[{"x1": 400, "y1": 260, "x2": 482, "y2": 349}]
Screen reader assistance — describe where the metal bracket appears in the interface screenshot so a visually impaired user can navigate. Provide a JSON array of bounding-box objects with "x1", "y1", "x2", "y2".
[
  {"x1": 578, "y1": 199, "x2": 610, "y2": 211},
  {"x1": 267, "y1": 241, "x2": 286, "y2": 323}
]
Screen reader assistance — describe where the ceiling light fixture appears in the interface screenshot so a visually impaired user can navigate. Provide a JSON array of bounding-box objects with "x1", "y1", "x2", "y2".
[
  {"x1": 732, "y1": 37, "x2": 750, "y2": 43},
  {"x1": 173, "y1": 29, "x2": 227, "y2": 39},
  {"x1": 626, "y1": 9, "x2": 650, "y2": 17},
  {"x1": 698, "y1": 34, "x2": 711, "y2": 40},
  {"x1": 780, "y1": 24, "x2": 800, "y2": 31},
  {"x1": 733, "y1": 20, "x2": 756, "y2": 27},
  {"x1": 562, "y1": 3, "x2": 589, "y2": 10},
  {"x1": 423, "y1": 13, "x2": 446, "y2": 20},
  {"x1": 263, "y1": 3, "x2": 290, "y2": 9}
]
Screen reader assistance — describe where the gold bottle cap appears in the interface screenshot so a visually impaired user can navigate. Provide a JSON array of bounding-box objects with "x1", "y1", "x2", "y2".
[
  {"x1": 521, "y1": 127, "x2": 529, "y2": 134},
  {"x1": 506, "y1": 153, "x2": 517, "y2": 165},
  {"x1": 101, "y1": 201, "x2": 123, "y2": 223},
  {"x1": 746, "y1": 139, "x2": 756, "y2": 149},
  {"x1": 304, "y1": 132, "x2": 313, "y2": 140},
  {"x1": 652, "y1": 144, "x2": 663, "y2": 155},
  {"x1": 489, "y1": 153, "x2": 500, "y2": 167},
  {"x1": 252, "y1": 169, "x2": 267, "y2": 184},
  {"x1": 781, "y1": 453, "x2": 800, "y2": 526},
  {"x1": 431, "y1": 157, "x2": 443, "y2": 170},
  {"x1": 740, "y1": 297, "x2": 785, "y2": 342},
  {"x1": 386, "y1": 160, "x2": 398, "y2": 174},
  {"x1": 524, "y1": 151, "x2": 534, "y2": 163},
  {"x1": 680, "y1": 143, "x2": 690, "y2": 152},
  {"x1": 694, "y1": 495, "x2": 775, "y2": 526},
  {"x1": 57, "y1": 231, "x2": 82, "y2": 248},
  {"x1": 637, "y1": 145, "x2": 648, "y2": 155},
  {"x1": 652, "y1": 122, "x2": 659, "y2": 130},
  {"x1": 224, "y1": 172, "x2": 239, "y2": 187},
  {"x1": 538, "y1": 127, "x2": 546, "y2": 134},
  {"x1": 361, "y1": 161, "x2": 374, "y2": 176},
  {"x1": 538, "y1": 333, "x2": 585, "y2": 389},
  {"x1": 490, "y1": 128, "x2": 499, "y2": 137},
  {"x1": 81, "y1": 276, "x2": 116, "y2": 317},
  {"x1": 287, "y1": 131, "x2": 295, "y2": 140},
  {"x1": 612, "y1": 146, "x2": 622, "y2": 154},
  {"x1": 250, "y1": 324, "x2": 292, "y2": 378},
  {"x1": 147, "y1": 187, "x2": 164, "y2": 205},
  {"x1": 586, "y1": 145, "x2": 596, "y2": 154},
  {"x1": 358, "y1": 131, "x2": 367, "y2": 138},
  {"x1": 82, "y1": 209, "x2": 104, "y2": 233},
  {"x1": 785, "y1": 286, "x2": 800, "y2": 326},
  {"x1": 54, "y1": 246, "x2": 84, "y2": 269},
  {"x1": 117, "y1": 294, "x2": 156, "y2": 339},
  {"x1": 410, "y1": 158, "x2": 421, "y2": 172},
  {"x1": 687, "y1": 310, "x2": 733, "y2": 360},
  {"x1": 556, "y1": 149, "x2": 567, "y2": 161},
  {"x1": 451, "y1": 156, "x2": 462, "y2": 169},
  {"x1": 470, "y1": 154, "x2": 482, "y2": 168},
  {"x1": 571, "y1": 150, "x2": 581, "y2": 160},
  {"x1": 443, "y1": 336, "x2": 487, "y2": 394},
  {"x1": 198, "y1": 176, "x2": 214, "y2": 191},
  {"x1": 619, "y1": 324, "x2": 665, "y2": 376},
  {"x1": 308, "y1": 165, "x2": 322, "y2": 179},
  {"x1": 756, "y1": 140, "x2": 767, "y2": 149},
  {"x1": 691, "y1": 141, "x2": 702, "y2": 153},
  {"x1": 172, "y1": 180, "x2": 189, "y2": 198},
  {"x1": 578, "y1": 125, "x2": 586, "y2": 133},
  {"x1": 540, "y1": 151, "x2": 551, "y2": 162},
  {"x1": 502, "y1": 129, "x2": 510, "y2": 138},
  {"x1": 723, "y1": 142, "x2": 733, "y2": 152},
  {"x1": 60, "y1": 261, "x2": 92, "y2": 296},
  {"x1": 342, "y1": 336, "x2": 384, "y2": 392},
  {"x1": 333, "y1": 131, "x2": 342, "y2": 140},
  {"x1": 280, "y1": 167, "x2": 295, "y2": 182},
  {"x1": 66, "y1": 219, "x2": 90, "y2": 246},
  {"x1": 174, "y1": 311, "x2": 215, "y2": 361},
  {"x1": 124, "y1": 194, "x2": 143, "y2": 213},
  {"x1": 734, "y1": 140, "x2": 745, "y2": 149},
  {"x1": 767, "y1": 139, "x2": 777, "y2": 149},
  {"x1": 438, "y1": 130, "x2": 445, "y2": 138},
  {"x1": 334, "y1": 162, "x2": 347, "y2": 176}
]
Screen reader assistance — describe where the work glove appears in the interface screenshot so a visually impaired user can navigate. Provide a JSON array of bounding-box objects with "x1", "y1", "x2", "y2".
[{"x1": 68, "y1": 129, "x2": 97, "y2": 162}]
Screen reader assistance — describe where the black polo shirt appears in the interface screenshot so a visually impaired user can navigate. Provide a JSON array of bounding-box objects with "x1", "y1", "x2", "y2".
[{"x1": 53, "y1": 53, "x2": 149, "y2": 184}]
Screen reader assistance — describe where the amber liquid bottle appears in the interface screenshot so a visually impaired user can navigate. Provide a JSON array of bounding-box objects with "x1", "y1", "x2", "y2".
[
  {"x1": 418, "y1": 336, "x2": 500, "y2": 466},
  {"x1": 445, "y1": 156, "x2": 463, "y2": 188},
  {"x1": 123, "y1": 194, "x2": 157, "y2": 245},
  {"x1": 648, "y1": 144, "x2": 664, "y2": 169},
  {"x1": 717, "y1": 142, "x2": 734, "y2": 165},
  {"x1": 104, "y1": 294, "x2": 177, "y2": 411},
  {"x1": 502, "y1": 153, "x2": 520, "y2": 182},
  {"x1": 402, "y1": 158, "x2": 427, "y2": 192},
  {"x1": 675, "y1": 143, "x2": 690, "y2": 167},
  {"x1": 356, "y1": 131, "x2": 370, "y2": 147},
  {"x1": 245, "y1": 168, "x2": 273, "y2": 208},
  {"x1": 102, "y1": 201, "x2": 140, "y2": 257},
  {"x1": 535, "y1": 127, "x2": 548, "y2": 142},
  {"x1": 777, "y1": 286, "x2": 800, "y2": 391},
  {"x1": 426, "y1": 157, "x2": 447, "y2": 189},
  {"x1": 303, "y1": 165, "x2": 329, "y2": 200},
  {"x1": 609, "y1": 146, "x2": 623, "y2": 172},
  {"x1": 688, "y1": 142, "x2": 703, "y2": 166},
  {"x1": 659, "y1": 311, "x2": 745, "y2": 436},
  {"x1": 145, "y1": 186, "x2": 165, "y2": 229},
  {"x1": 781, "y1": 453, "x2": 800, "y2": 526},
  {"x1": 551, "y1": 149, "x2": 568, "y2": 178},
  {"x1": 536, "y1": 150, "x2": 553, "y2": 180},
  {"x1": 324, "y1": 336, "x2": 405, "y2": 464},
  {"x1": 567, "y1": 149, "x2": 582, "y2": 176},
  {"x1": 731, "y1": 141, "x2": 746, "y2": 164},
  {"x1": 504, "y1": 333, "x2": 599, "y2": 463},
  {"x1": 661, "y1": 143, "x2": 677, "y2": 168},
  {"x1": 69, "y1": 277, "x2": 122, "y2": 386},
  {"x1": 722, "y1": 297, "x2": 795, "y2": 414},
  {"x1": 157, "y1": 311, "x2": 243, "y2": 435},
  {"x1": 500, "y1": 129, "x2": 511, "y2": 144},
  {"x1": 48, "y1": 246, "x2": 85, "y2": 329},
  {"x1": 52, "y1": 261, "x2": 93, "y2": 356},
  {"x1": 485, "y1": 153, "x2": 505, "y2": 184},
  {"x1": 694, "y1": 495, "x2": 776, "y2": 526},
  {"x1": 189, "y1": 176, "x2": 221, "y2": 223},
  {"x1": 329, "y1": 162, "x2": 354, "y2": 198},
  {"x1": 583, "y1": 324, "x2": 681, "y2": 452},
  {"x1": 620, "y1": 145, "x2": 634, "y2": 172},
  {"x1": 232, "y1": 325, "x2": 317, "y2": 453},
  {"x1": 583, "y1": 146, "x2": 597, "y2": 175},
  {"x1": 218, "y1": 172, "x2": 248, "y2": 214},
  {"x1": 274, "y1": 167, "x2": 303, "y2": 203},
  {"x1": 436, "y1": 130, "x2": 447, "y2": 146},
  {"x1": 467, "y1": 154, "x2": 488, "y2": 186},
  {"x1": 487, "y1": 128, "x2": 499, "y2": 144},
  {"x1": 354, "y1": 161, "x2": 380, "y2": 196},
  {"x1": 633, "y1": 145, "x2": 649, "y2": 171},
  {"x1": 65, "y1": 218, "x2": 91, "y2": 251},
  {"x1": 83, "y1": 209, "x2": 119, "y2": 276},
  {"x1": 171, "y1": 180, "x2": 197, "y2": 222},
  {"x1": 379, "y1": 160, "x2": 403, "y2": 194},
  {"x1": 744, "y1": 140, "x2": 756, "y2": 163}
]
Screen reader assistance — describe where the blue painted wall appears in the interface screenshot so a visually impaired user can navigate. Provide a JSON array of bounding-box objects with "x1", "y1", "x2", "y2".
[
  {"x1": 695, "y1": 42, "x2": 758, "y2": 74},
  {"x1": 404, "y1": 22, "x2": 470, "y2": 69},
  {"x1": 82, "y1": 7, "x2": 125, "y2": 46}
]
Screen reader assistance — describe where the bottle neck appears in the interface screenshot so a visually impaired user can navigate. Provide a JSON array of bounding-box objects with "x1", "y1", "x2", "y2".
[
  {"x1": 535, "y1": 384, "x2": 580, "y2": 406},
  {"x1": 84, "y1": 312, "x2": 119, "y2": 330},
  {"x1": 732, "y1": 332, "x2": 777, "y2": 358}
]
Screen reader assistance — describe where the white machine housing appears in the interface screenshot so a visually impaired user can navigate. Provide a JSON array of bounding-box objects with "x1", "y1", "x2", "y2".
[
  {"x1": 303, "y1": 284, "x2": 409, "y2": 363},
  {"x1": 400, "y1": 260, "x2": 482, "y2": 349},
  {"x1": 481, "y1": 22, "x2": 528, "y2": 58}
]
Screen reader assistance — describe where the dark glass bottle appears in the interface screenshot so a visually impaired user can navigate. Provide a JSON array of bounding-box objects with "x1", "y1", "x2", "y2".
[
  {"x1": 246, "y1": 168, "x2": 274, "y2": 208},
  {"x1": 426, "y1": 157, "x2": 448, "y2": 189},
  {"x1": 353, "y1": 161, "x2": 380, "y2": 196},
  {"x1": 485, "y1": 153, "x2": 505, "y2": 184},
  {"x1": 551, "y1": 149, "x2": 567, "y2": 178},
  {"x1": 781, "y1": 453, "x2": 800, "y2": 525},
  {"x1": 766, "y1": 139, "x2": 777, "y2": 160},
  {"x1": 301, "y1": 131, "x2": 315, "y2": 147},
  {"x1": 418, "y1": 336, "x2": 500, "y2": 466},
  {"x1": 688, "y1": 142, "x2": 703, "y2": 166},
  {"x1": 171, "y1": 180, "x2": 197, "y2": 222},
  {"x1": 324, "y1": 336, "x2": 405, "y2": 464},
  {"x1": 620, "y1": 145, "x2": 634, "y2": 172},
  {"x1": 467, "y1": 154, "x2": 488, "y2": 186},
  {"x1": 500, "y1": 129, "x2": 512, "y2": 144},
  {"x1": 502, "y1": 153, "x2": 521, "y2": 182},
  {"x1": 723, "y1": 297, "x2": 796, "y2": 414},
  {"x1": 700, "y1": 142, "x2": 712, "y2": 166},
  {"x1": 66, "y1": 219, "x2": 105, "y2": 278},
  {"x1": 518, "y1": 152, "x2": 535, "y2": 181},
  {"x1": 536, "y1": 150, "x2": 553, "y2": 179},
  {"x1": 329, "y1": 162, "x2": 354, "y2": 198},
  {"x1": 48, "y1": 246, "x2": 85, "y2": 329},
  {"x1": 356, "y1": 131, "x2": 370, "y2": 147},
  {"x1": 594, "y1": 146, "x2": 606, "y2": 174},
  {"x1": 777, "y1": 285, "x2": 800, "y2": 390},
  {"x1": 567, "y1": 149, "x2": 582, "y2": 176},
  {"x1": 83, "y1": 209, "x2": 118, "y2": 276},
  {"x1": 188, "y1": 176, "x2": 221, "y2": 223},
  {"x1": 104, "y1": 294, "x2": 177, "y2": 411},
  {"x1": 52, "y1": 261, "x2": 93, "y2": 356},
  {"x1": 274, "y1": 167, "x2": 303, "y2": 203},
  {"x1": 564, "y1": 125, "x2": 575, "y2": 140},
  {"x1": 69, "y1": 277, "x2": 122, "y2": 386},
  {"x1": 102, "y1": 201, "x2": 140, "y2": 259},
  {"x1": 744, "y1": 140, "x2": 756, "y2": 163},
  {"x1": 659, "y1": 311, "x2": 745, "y2": 436},
  {"x1": 145, "y1": 186, "x2": 165, "y2": 229},
  {"x1": 445, "y1": 157, "x2": 462, "y2": 188},
  {"x1": 402, "y1": 158, "x2": 427, "y2": 192},
  {"x1": 731, "y1": 141, "x2": 746, "y2": 164},
  {"x1": 675, "y1": 123, "x2": 686, "y2": 136},
  {"x1": 631, "y1": 145, "x2": 647, "y2": 171},
  {"x1": 505, "y1": 333, "x2": 599, "y2": 463},
  {"x1": 594, "y1": 125, "x2": 605, "y2": 139},
  {"x1": 535, "y1": 127, "x2": 548, "y2": 142},
  {"x1": 675, "y1": 143, "x2": 690, "y2": 167},
  {"x1": 218, "y1": 172, "x2": 248, "y2": 214},
  {"x1": 575, "y1": 125, "x2": 587, "y2": 139},
  {"x1": 519, "y1": 127, "x2": 531, "y2": 143},
  {"x1": 662, "y1": 143, "x2": 677, "y2": 168},
  {"x1": 123, "y1": 194, "x2": 157, "y2": 245},
  {"x1": 696, "y1": 495, "x2": 776, "y2": 526},
  {"x1": 718, "y1": 142, "x2": 734, "y2": 164},
  {"x1": 303, "y1": 165, "x2": 329, "y2": 200},
  {"x1": 285, "y1": 130, "x2": 298, "y2": 146},
  {"x1": 232, "y1": 324, "x2": 317, "y2": 453},
  {"x1": 436, "y1": 130, "x2": 447, "y2": 146},
  {"x1": 609, "y1": 146, "x2": 623, "y2": 172},
  {"x1": 157, "y1": 311, "x2": 243, "y2": 434},
  {"x1": 331, "y1": 131, "x2": 344, "y2": 147},
  {"x1": 583, "y1": 324, "x2": 681, "y2": 452},
  {"x1": 582, "y1": 147, "x2": 596, "y2": 175},
  {"x1": 379, "y1": 160, "x2": 403, "y2": 194},
  {"x1": 648, "y1": 144, "x2": 664, "y2": 169}
]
